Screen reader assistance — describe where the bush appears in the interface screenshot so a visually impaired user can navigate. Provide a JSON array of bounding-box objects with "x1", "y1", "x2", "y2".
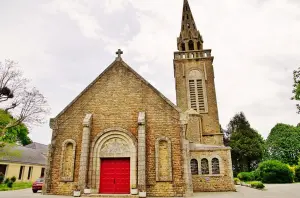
[
  {"x1": 234, "y1": 178, "x2": 240, "y2": 185},
  {"x1": 295, "y1": 166, "x2": 300, "y2": 182},
  {"x1": 237, "y1": 172, "x2": 255, "y2": 181},
  {"x1": 252, "y1": 170, "x2": 261, "y2": 181},
  {"x1": 10, "y1": 176, "x2": 16, "y2": 183},
  {"x1": 249, "y1": 181, "x2": 265, "y2": 189},
  {"x1": 0, "y1": 173, "x2": 4, "y2": 184},
  {"x1": 4, "y1": 178, "x2": 10, "y2": 184},
  {"x1": 257, "y1": 160, "x2": 294, "y2": 183},
  {"x1": 7, "y1": 181, "x2": 13, "y2": 188}
]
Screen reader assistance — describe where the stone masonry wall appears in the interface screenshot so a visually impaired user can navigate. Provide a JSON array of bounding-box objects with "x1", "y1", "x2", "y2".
[
  {"x1": 190, "y1": 149, "x2": 235, "y2": 192},
  {"x1": 174, "y1": 58, "x2": 221, "y2": 135},
  {"x1": 48, "y1": 61, "x2": 185, "y2": 196}
]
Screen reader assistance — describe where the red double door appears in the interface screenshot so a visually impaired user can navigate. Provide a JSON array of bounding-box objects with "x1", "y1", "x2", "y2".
[{"x1": 100, "y1": 158, "x2": 130, "y2": 194}]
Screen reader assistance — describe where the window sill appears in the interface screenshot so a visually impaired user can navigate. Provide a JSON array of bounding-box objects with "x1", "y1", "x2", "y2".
[{"x1": 193, "y1": 174, "x2": 224, "y2": 177}]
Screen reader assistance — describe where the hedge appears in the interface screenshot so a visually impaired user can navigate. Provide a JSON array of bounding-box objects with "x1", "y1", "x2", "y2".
[
  {"x1": 295, "y1": 166, "x2": 300, "y2": 182},
  {"x1": 237, "y1": 172, "x2": 255, "y2": 181},
  {"x1": 249, "y1": 181, "x2": 265, "y2": 189},
  {"x1": 257, "y1": 160, "x2": 294, "y2": 183}
]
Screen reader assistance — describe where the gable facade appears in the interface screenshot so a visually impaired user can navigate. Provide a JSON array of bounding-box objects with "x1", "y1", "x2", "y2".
[{"x1": 44, "y1": 0, "x2": 235, "y2": 197}]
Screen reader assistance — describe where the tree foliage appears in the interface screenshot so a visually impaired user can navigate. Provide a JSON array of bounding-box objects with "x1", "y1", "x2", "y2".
[
  {"x1": 226, "y1": 112, "x2": 265, "y2": 175},
  {"x1": 0, "y1": 60, "x2": 49, "y2": 140},
  {"x1": 265, "y1": 123, "x2": 300, "y2": 165},
  {"x1": 0, "y1": 109, "x2": 32, "y2": 146},
  {"x1": 292, "y1": 67, "x2": 300, "y2": 113}
]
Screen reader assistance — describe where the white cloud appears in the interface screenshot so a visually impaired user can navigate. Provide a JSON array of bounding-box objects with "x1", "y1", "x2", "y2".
[{"x1": 0, "y1": 0, "x2": 300, "y2": 144}]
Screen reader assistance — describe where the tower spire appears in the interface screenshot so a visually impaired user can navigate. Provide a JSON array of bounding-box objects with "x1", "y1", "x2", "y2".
[{"x1": 177, "y1": 0, "x2": 203, "y2": 51}]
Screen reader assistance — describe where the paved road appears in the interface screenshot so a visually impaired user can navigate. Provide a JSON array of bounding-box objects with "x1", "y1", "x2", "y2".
[
  {"x1": 0, "y1": 184, "x2": 299, "y2": 198},
  {"x1": 192, "y1": 184, "x2": 300, "y2": 198}
]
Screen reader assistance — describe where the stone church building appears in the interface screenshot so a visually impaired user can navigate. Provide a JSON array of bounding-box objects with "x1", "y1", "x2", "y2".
[{"x1": 44, "y1": 0, "x2": 235, "y2": 197}]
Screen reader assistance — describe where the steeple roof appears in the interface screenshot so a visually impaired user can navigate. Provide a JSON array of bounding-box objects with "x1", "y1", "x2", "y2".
[
  {"x1": 177, "y1": 0, "x2": 203, "y2": 51},
  {"x1": 181, "y1": 0, "x2": 197, "y2": 33}
]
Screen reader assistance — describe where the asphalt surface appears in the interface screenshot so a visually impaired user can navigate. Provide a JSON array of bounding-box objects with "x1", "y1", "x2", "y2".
[{"x1": 0, "y1": 184, "x2": 299, "y2": 198}]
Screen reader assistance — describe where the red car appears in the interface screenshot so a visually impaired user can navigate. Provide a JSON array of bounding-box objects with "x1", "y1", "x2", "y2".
[{"x1": 32, "y1": 178, "x2": 44, "y2": 193}]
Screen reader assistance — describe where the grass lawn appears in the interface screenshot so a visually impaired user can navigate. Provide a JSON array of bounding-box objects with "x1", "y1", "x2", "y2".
[{"x1": 0, "y1": 182, "x2": 32, "y2": 191}]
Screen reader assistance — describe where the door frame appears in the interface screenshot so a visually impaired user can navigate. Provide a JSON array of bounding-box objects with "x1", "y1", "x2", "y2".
[{"x1": 89, "y1": 128, "x2": 137, "y2": 194}]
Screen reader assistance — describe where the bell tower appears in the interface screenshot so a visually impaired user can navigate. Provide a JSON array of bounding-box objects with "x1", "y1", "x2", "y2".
[{"x1": 174, "y1": 0, "x2": 222, "y2": 141}]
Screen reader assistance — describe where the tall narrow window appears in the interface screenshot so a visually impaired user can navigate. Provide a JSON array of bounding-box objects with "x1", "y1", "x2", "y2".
[
  {"x1": 212, "y1": 158, "x2": 220, "y2": 174},
  {"x1": 188, "y1": 70, "x2": 207, "y2": 112},
  {"x1": 27, "y1": 167, "x2": 33, "y2": 180},
  {"x1": 188, "y1": 40, "x2": 194, "y2": 50},
  {"x1": 181, "y1": 43, "x2": 186, "y2": 51},
  {"x1": 18, "y1": 166, "x2": 24, "y2": 180},
  {"x1": 155, "y1": 137, "x2": 172, "y2": 181},
  {"x1": 191, "y1": 159, "x2": 199, "y2": 175},
  {"x1": 189, "y1": 80, "x2": 197, "y2": 110},
  {"x1": 60, "y1": 139, "x2": 76, "y2": 182},
  {"x1": 197, "y1": 79, "x2": 205, "y2": 112},
  {"x1": 197, "y1": 41, "x2": 201, "y2": 50},
  {"x1": 201, "y1": 159, "x2": 209, "y2": 175},
  {"x1": 41, "y1": 168, "x2": 45, "y2": 178}
]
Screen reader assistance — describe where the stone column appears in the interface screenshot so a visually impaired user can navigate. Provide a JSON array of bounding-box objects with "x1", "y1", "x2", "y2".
[
  {"x1": 137, "y1": 112, "x2": 146, "y2": 198},
  {"x1": 78, "y1": 114, "x2": 93, "y2": 191},
  {"x1": 180, "y1": 113, "x2": 193, "y2": 197}
]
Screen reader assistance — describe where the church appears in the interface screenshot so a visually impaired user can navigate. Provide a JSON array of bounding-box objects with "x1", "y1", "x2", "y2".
[{"x1": 43, "y1": 0, "x2": 235, "y2": 197}]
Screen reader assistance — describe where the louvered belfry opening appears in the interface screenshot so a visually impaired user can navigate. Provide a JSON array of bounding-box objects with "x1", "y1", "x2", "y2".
[
  {"x1": 188, "y1": 70, "x2": 206, "y2": 113},
  {"x1": 189, "y1": 80, "x2": 197, "y2": 110}
]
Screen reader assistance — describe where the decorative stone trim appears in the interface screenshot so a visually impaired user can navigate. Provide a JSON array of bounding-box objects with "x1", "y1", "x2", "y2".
[
  {"x1": 155, "y1": 136, "x2": 173, "y2": 182},
  {"x1": 138, "y1": 112, "x2": 146, "y2": 196},
  {"x1": 79, "y1": 114, "x2": 93, "y2": 191},
  {"x1": 60, "y1": 139, "x2": 76, "y2": 182},
  {"x1": 88, "y1": 128, "x2": 137, "y2": 194}
]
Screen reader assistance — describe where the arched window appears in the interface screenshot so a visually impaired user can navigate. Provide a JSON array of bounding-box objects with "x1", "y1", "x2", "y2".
[
  {"x1": 212, "y1": 158, "x2": 220, "y2": 174},
  {"x1": 188, "y1": 40, "x2": 194, "y2": 50},
  {"x1": 201, "y1": 158, "x2": 209, "y2": 175},
  {"x1": 155, "y1": 137, "x2": 172, "y2": 181},
  {"x1": 60, "y1": 139, "x2": 76, "y2": 181},
  {"x1": 191, "y1": 159, "x2": 199, "y2": 175},
  {"x1": 182, "y1": 16, "x2": 185, "y2": 21},
  {"x1": 187, "y1": 15, "x2": 189, "y2": 19},
  {"x1": 188, "y1": 70, "x2": 207, "y2": 112},
  {"x1": 197, "y1": 41, "x2": 201, "y2": 50},
  {"x1": 181, "y1": 43, "x2": 186, "y2": 51},
  {"x1": 187, "y1": 23, "x2": 190, "y2": 29}
]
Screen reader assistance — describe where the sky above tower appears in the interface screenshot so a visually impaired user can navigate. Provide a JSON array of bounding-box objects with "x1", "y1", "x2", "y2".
[{"x1": 0, "y1": 0, "x2": 299, "y2": 144}]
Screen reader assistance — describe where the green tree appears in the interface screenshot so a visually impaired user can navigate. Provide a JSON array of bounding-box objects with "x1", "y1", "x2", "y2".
[
  {"x1": 0, "y1": 109, "x2": 32, "y2": 146},
  {"x1": 227, "y1": 112, "x2": 265, "y2": 175},
  {"x1": 265, "y1": 123, "x2": 300, "y2": 165},
  {"x1": 292, "y1": 67, "x2": 300, "y2": 113},
  {"x1": 0, "y1": 60, "x2": 49, "y2": 139}
]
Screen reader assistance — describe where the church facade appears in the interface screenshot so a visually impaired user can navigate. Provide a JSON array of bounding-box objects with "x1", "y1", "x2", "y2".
[{"x1": 43, "y1": 0, "x2": 235, "y2": 197}]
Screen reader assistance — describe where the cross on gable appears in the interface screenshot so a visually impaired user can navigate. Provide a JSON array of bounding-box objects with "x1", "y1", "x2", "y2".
[{"x1": 116, "y1": 49, "x2": 123, "y2": 58}]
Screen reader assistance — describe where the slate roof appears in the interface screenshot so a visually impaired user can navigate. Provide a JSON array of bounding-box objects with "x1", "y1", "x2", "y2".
[
  {"x1": 0, "y1": 143, "x2": 47, "y2": 166},
  {"x1": 25, "y1": 142, "x2": 48, "y2": 155}
]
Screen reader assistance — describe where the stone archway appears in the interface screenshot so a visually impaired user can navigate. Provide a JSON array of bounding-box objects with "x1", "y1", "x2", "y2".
[{"x1": 88, "y1": 128, "x2": 137, "y2": 194}]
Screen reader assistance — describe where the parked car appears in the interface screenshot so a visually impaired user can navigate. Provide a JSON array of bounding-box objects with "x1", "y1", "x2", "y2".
[{"x1": 32, "y1": 178, "x2": 44, "y2": 193}]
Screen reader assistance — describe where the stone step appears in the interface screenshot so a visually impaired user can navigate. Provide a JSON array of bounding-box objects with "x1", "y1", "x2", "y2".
[{"x1": 83, "y1": 194, "x2": 139, "y2": 198}]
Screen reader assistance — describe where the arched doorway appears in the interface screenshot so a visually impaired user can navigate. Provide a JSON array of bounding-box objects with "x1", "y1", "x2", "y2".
[{"x1": 89, "y1": 128, "x2": 137, "y2": 194}]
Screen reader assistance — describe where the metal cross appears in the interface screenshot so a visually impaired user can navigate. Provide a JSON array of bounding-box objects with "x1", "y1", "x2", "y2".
[{"x1": 116, "y1": 49, "x2": 123, "y2": 58}]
